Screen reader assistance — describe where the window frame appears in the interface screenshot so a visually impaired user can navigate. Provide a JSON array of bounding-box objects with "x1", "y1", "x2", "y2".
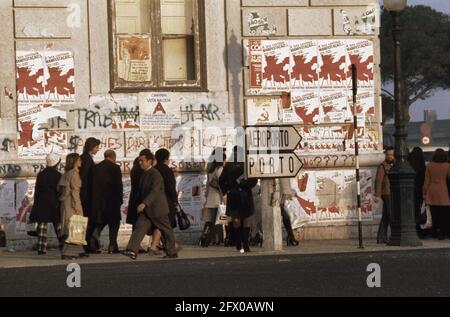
[{"x1": 108, "y1": 0, "x2": 207, "y2": 92}]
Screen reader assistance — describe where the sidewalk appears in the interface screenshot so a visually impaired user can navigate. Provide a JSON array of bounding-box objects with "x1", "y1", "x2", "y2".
[{"x1": 1, "y1": 238, "x2": 449, "y2": 269}]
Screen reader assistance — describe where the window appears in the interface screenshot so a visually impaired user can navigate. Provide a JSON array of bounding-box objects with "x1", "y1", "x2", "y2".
[{"x1": 109, "y1": 0, "x2": 205, "y2": 90}]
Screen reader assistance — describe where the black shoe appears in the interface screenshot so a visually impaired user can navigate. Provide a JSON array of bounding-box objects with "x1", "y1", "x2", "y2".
[
  {"x1": 37, "y1": 251, "x2": 47, "y2": 255},
  {"x1": 438, "y1": 231, "x2": 445, "y2": 240},
  {"x1": 163, "y1": 254, "x2": 178, "y2": 259},
  {"x1": 287, "y1": 236, "x2": 299, "y2": 246},
  {"x1": 122, "y1": 250, "x2": 137, "y2": 260},
  {"x1": 78, "y1": 253, "x2": 89, "y2": 258}
]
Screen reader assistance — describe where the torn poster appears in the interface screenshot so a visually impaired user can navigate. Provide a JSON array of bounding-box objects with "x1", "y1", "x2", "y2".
[
  {"x1": 293, "y1": 169, "x2": 373, "y2": 223},
  {"x1": 17, "y1": 103, "x2": 68, "y2": 159},
  {"x1": 0, "y1": 180, "x2": 15, "y2": 218},
  {"x1": 245, "y1": 97, "x2": 280, "y2": 125},
  {"x1": 90, "y1": 95, "x2": 140, "y2": 131},
  {"x1": 117, "y1": 35, "x2": 151, "y2": 82},
  {"x1": 15, "y1": 179, "x2": 35, "y2": 235},
  {"x1": 176, "y1": 174, "x2": 207, "y2": 230}
]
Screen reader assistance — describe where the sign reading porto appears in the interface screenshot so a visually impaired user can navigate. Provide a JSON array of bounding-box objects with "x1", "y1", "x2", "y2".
[
  {"x1": 247, "y1": 153, "x2": 303, "y2": 179},
  {"x1": 245, "y1": 125, "x2": 303, "y2": 179}
]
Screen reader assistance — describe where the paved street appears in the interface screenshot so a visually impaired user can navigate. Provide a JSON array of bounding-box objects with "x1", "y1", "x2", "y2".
[{"x1": 1, "y1": 243, "x2": 450, "y2": 297}]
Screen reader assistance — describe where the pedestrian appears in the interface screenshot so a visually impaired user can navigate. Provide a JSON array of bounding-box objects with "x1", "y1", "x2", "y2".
[
  {"x1": 374, "y1": 147, "x2": 395, "y2": 244},
  {"x1": 198, "y1": 148, "x2": 226, "y2": 247},
  {"x1": 90, "y1": 150, "x2": 123, "y2": 254},
  {"x1": 407, "y1": 147, "x2": 426, "y2": 235},
  {"x1": 219, "y1": 146, "x2": 257, "y2": 253},
  {"x1": 58, "y1": 153, "x2": 86, "y2": 260},
  {"x1": 29, "y1": 153, "x2": 62, "y2": 255},
  {"x1": 152, "y1": 148, "x2": 183, "y2": 254},
  {"x1": 423, "y1": 148, "x2": 450, "y2": 240},
  {"x1": 80, "y1": 137, "x2": 100, "y2": 253},
  {"x1": 280, "y1": 178, "x2": 300, "y2": 246},
  {"x1": 122, "y1": 149, "x2": 178, "y2": 260}
]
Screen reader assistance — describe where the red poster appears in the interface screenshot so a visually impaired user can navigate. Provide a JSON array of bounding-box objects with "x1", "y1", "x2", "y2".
[{"x1": 249, "y1": 40, "x2": 263, "y2": 89}]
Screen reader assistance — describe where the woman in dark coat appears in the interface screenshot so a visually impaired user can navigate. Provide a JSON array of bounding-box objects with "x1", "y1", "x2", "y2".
[
  {"x1": 407, "y1": 147, "x2": 426, "y2": 235},
  {"x1": 29, "y1": 153, "x2": 62, "y2": 255},
  {"x1": 219, "y1": 146, "x2": 257, "y2": 253}
]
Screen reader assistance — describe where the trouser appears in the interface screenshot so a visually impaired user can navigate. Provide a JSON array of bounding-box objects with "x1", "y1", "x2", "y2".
[
  {"x1": 37, "y1": 222, "x2": 60, "y2": 253},
  {"x1": 85, "y1": 218, "x2": 96, "y2": 252},
  {"x1": 90, "y1": 221, "x2": 121, "y2": 251},
  {"x1": 377, "y1": 195, "x2": 391, "y2": 243},
  {"x1": 127, "y1": 213, "x2": 177, "y2": 256},
  {"x1": 430, "y1": 206, "x2": 450, "y2": 236}
]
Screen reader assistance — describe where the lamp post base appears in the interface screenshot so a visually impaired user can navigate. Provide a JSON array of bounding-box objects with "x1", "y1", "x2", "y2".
[{"x1": 388, "y1": 163, "x2": 423, "y2": 247}]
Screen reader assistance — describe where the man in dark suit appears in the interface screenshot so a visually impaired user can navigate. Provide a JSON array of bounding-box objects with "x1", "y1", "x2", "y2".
[
  {"x1": 90, "y1": 150, "x2": 123, "y2": 254},
  {"x1": 80, "y1": 137, "x2": 100, "y2": 253},
  {"x1": 122, "y1": 149, "x2": 178, "y2": 260}
]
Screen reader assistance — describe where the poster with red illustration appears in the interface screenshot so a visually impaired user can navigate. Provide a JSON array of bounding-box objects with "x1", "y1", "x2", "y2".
[
  {"x1": 15, "y1": 180, "x2": 35, "y2": 235},
  {"x1": 261, "y1": 40, "x2": 291, "y2": 92},
  {"x1": 347, "y1": 89, "x2": 376, "y2": 124},
  {"x1": 319, "y1": 90, "x2": 352, "y2": 124},
  {"x1": 317, "y1": 40, "x2": 351, "y2": 89},
  {"x1": 16, "y1": 51, "x2": 75, "y2": 103},
  {"x1": 17, "y1": 103, "x2": 68, "y2": 159},
  {"x1": 346, "y1": 40, "x2": 374, "y2": 89},
  {"x1": 290, "y1": 40, "x2": 319, "y2": 89},
  {"x1": 283, "y1": 90, "x2": 320, "y2": 124}
]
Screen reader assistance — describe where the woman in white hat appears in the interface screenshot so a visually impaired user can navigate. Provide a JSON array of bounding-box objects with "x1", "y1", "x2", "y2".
[{"x1": 29, "y1": 153, "x2": 62, "y2": 255}]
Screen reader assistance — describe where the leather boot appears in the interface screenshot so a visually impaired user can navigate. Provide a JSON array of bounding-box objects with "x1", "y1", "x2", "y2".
[
  {"x1": 235, "y1": 227, "x2": 242, "y2": 251},
  {"x1": 242, "y1": 227, "x2": 251, "y2": 253},
  {"x1": 198, "y1": 222, "x2": 213, "y2": 247}
]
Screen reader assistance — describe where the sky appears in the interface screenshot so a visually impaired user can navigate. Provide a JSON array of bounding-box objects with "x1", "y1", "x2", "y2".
[{"x1": 381, "y1": 0, "x2": 450, "y2": 121}]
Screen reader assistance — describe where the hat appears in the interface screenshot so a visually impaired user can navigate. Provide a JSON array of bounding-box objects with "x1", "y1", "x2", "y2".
[{"x1": 46, "y1": 153, "x2": 61, "y2": 167}]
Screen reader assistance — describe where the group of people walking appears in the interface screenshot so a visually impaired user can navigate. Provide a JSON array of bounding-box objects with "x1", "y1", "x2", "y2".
[
  {"x1": 374, "y1": 146, "x2": 450, "y2": 243},
  {"x1": 29, "y1": 142, "x2": 301, "y2": 259},
  {"x1": 29, "y1": 138, "x2": 181, "y2": 260}
]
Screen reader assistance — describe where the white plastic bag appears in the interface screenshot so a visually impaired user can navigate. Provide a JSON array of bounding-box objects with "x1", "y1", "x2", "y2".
[
  {"x1": 420, "y1": 203, "x2": 432, "y2": 230},
  {"x1": 284, "y1": 199, "x2": 311, "y2": 230},
  {"x1": 215, "y1": 204, "x2": 232, "y2": 226},
  {"x1": 65, "y1": 215, "x2": 88, "y2": 246}
]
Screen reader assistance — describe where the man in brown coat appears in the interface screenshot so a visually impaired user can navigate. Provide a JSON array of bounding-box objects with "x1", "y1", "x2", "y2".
[
  {"x1": 122, "y1": 149, "x2": 178, "y2": 259},
  {"x1": 374, "y1": 147, "x2": 395, "y2": 244}
]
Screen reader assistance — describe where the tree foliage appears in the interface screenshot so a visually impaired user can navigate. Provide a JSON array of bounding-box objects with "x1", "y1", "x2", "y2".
[{"x1": 381, "y1": 5, "x2": 450, "y2": 121}]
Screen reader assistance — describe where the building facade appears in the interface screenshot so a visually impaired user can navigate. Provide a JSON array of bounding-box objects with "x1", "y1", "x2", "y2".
[{"x1": 0, "y1": 0, "x2": 384, "y2": 248}]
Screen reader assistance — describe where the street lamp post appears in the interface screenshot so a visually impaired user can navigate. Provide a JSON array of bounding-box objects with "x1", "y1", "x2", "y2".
[{"x1": 384, "y1": 0, "x2": 422, "y2": 246}]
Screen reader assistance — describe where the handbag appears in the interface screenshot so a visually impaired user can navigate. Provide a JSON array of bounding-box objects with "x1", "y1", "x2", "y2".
[
  {"x1": 420, "y1": 203, "x2": 432, "y2": 230},
  {"x1": 215, "y1": 204, "x2": 231, "y2": 226},
  {"x1": 176, "y1": 204, "x2": 191, "y2": 231},
  {"x1": 65, "y1": 215, "x2": 88, "y2": 246}
]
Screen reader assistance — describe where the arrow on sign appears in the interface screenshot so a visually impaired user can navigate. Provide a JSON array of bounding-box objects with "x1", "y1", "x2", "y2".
[
  {"x1": 246, "y1": 152, "x2": 304, "y2": 179},
  {"x1": 246, "y1": 126, "x2": 302, "y2": 152}
]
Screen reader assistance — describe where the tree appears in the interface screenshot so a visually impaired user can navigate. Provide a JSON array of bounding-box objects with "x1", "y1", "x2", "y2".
[{"x1": 381, "y1": 5, "x2": 450, "y2": 122}]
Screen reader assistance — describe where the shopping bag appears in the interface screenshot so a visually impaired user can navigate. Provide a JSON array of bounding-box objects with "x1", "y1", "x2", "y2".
[
  {"x1": 177, "y1": 204, "x2": 191, "y2": 231},
  {"x1": 65, "y1": 215, "x2": 88, "y2": 246},
  {"x1": 420, "y1": 203, "x2": 432, "y2": 230},
  {"x1": 284, "y1": 199, "x2": 311, "y2": 230},
  {"x1": 215, "y1": 204, "x2": 232, "y2": 226}
]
